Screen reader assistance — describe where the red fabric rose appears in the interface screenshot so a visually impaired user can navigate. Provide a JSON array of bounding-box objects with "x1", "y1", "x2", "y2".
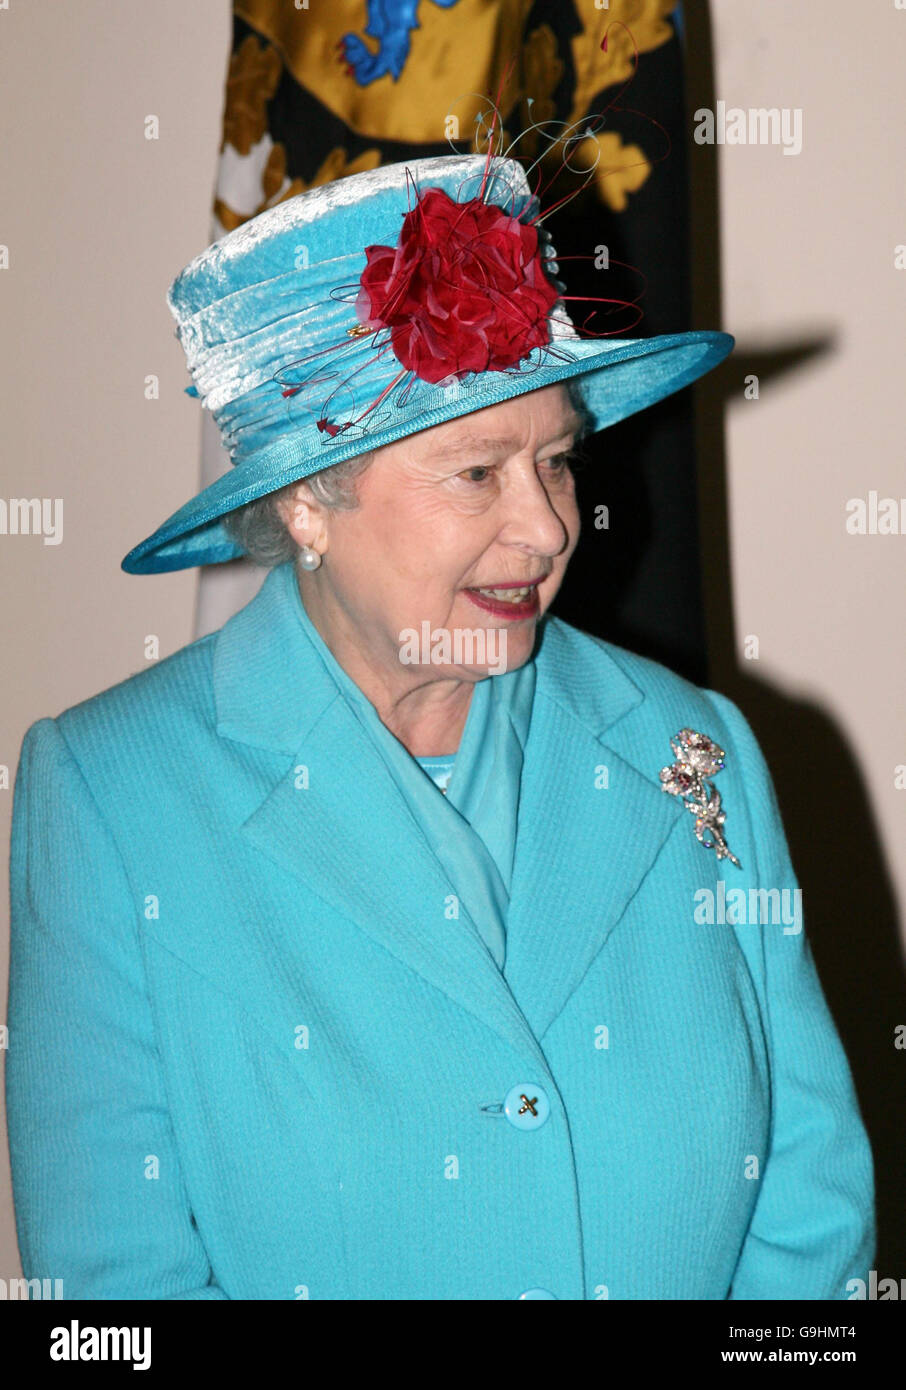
[{"x1": 355, "y1": 187, "x2": 559, "y2": 384}]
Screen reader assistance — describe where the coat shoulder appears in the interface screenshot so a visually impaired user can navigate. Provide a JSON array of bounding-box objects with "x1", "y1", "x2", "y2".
[
  {"x1": 539, "y1": 614, "x2": 738, "y2": 745},
  {"x1": 29, "y1": 631, "x2": 219, "y2": 773},
  {"x1": 539, "y1": 616, "x2": 788, "y2": 881},
  {"x1": 539, "y1": 616, "x2": 781, "y2": 856}
]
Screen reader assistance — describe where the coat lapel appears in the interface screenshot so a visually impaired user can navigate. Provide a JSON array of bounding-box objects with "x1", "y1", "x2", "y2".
[
  {"x1": 212, "y1": 563, "x2": 683, "y2": 1063},
  {"x1": 503, "y1": 619, "x2": 685, "y2": 1042}
]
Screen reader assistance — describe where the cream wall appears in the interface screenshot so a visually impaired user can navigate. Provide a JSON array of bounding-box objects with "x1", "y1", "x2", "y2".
[
  {"x1": 705, "y1": 4, "x2": 906, "y2": 934},
  {"x1": 1, "y1": 0, "x2": 903, "y2": 1284}
]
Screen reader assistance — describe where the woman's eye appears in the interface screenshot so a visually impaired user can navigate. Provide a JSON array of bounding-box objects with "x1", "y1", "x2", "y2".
[{"x1": 456, "y1": 452, "x2": 574, "y2": 485}]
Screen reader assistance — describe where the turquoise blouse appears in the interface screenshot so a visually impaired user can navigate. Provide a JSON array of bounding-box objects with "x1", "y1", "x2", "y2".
[
  {"x1": 415, "y1": 754, "x2": 455, "y2": 794},
  {"x1": 293, "y1": 589, "x2": 537, "y2": 972}
]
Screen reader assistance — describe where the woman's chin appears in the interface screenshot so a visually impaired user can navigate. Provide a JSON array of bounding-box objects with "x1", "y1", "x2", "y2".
[
  {"x1": 472, "y1": 621, "x2": 536, "y2": 678},
  {"x1": 395, "y1": 614, "x2": 536, "y2": 679}
]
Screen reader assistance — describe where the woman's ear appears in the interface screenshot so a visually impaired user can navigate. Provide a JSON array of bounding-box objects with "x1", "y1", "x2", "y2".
[{"x1": 277, "y1": 480, "x2": 329, "y2": 554}]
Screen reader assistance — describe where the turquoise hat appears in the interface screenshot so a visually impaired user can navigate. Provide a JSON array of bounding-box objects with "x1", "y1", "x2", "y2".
[{"x1": 122, "y1": 153, "x2": 733, "y2": 574}]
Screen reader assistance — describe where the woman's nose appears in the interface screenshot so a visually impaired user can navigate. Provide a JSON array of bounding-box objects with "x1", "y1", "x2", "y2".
[{"x1": 498, "y1": 464, "x2": 572, "y2": 557}]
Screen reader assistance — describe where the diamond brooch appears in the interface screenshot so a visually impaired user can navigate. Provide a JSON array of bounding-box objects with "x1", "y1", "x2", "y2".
[{"x1": 659, "y1": 727, "x2": 742, "y2": 869}]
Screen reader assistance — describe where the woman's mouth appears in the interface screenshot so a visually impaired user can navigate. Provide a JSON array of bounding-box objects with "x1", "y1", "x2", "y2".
[{"x1": 463, "y1": 579, "x2": 543, "y2": 620}]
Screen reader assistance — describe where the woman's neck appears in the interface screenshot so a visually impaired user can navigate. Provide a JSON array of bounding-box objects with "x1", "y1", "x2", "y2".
[
  {"x1": 379, "y1": 678, "x2": 473, "y2": 758},
  {"x1": 296, "y1": 570, "x2": 475, "y2": 757}
]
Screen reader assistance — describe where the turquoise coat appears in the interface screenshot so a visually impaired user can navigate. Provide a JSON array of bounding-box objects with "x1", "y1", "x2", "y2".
[{"x1": 6, "y1": 563, "x2": 874, "y2": 1300}]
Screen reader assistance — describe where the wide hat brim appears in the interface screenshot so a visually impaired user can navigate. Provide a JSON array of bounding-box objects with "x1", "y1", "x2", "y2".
[{"x1": 122, "y1": 329, "x2": 732, "y2": 574}]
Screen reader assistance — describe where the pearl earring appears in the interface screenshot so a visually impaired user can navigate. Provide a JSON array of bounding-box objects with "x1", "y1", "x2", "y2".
[{"x1": 298, "y1": 544, "x2": 322, "y2": 572}]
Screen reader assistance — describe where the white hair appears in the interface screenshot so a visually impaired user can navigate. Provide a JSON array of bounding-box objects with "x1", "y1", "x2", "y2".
[{"x1": 222, "y1": 451, "x2": 375, "y2": 567}]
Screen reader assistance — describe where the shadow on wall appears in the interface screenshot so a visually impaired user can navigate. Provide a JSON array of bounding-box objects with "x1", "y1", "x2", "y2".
[{"x1": 685, "y1": 4, "x2": 906, "y2": 1273}]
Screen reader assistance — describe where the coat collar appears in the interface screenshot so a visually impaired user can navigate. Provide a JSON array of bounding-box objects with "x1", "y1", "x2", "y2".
[
  {"x1": 208, "y1": 562, "x2": 682, "y2": 1067},
  {"x1": 212, "y1": 562, "x2": 339, "y2": 752}
]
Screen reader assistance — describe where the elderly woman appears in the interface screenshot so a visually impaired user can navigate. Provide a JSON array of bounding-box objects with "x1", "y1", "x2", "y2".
[{"x1": 7, "y1": 154, "x2": 873, "y2": 1300}]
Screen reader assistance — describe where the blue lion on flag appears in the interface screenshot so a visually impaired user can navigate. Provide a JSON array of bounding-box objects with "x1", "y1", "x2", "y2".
[{"x1": 341, "y1": 0, "x2": 461, "y2": 85}]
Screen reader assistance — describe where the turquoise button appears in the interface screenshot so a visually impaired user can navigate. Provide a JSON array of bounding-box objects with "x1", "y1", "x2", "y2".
[
  {"x1": 517, "y1": 1288, "x2": 558, "y2": 1299},
  {"x1": 503, "y1": 1082, "x2": 550, "y2": 1130}
]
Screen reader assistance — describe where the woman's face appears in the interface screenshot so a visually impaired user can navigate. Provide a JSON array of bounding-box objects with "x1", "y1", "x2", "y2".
[{"x1": 286, "y1": 383, "x2": 583, "y2": 686}]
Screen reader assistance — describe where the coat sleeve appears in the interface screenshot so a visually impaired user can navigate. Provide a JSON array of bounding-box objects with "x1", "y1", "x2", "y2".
[
  {"x1": 704, "y1": 692, "x2": 876, "y2": 1299},
  {"x1": 6, "y1": 717, "x2": 228, "y2": 1300}
]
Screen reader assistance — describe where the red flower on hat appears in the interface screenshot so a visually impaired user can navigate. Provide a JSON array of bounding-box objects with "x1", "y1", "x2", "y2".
[{"x1": 354, "y1": 187, "x2": 559, "y2": 385}]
